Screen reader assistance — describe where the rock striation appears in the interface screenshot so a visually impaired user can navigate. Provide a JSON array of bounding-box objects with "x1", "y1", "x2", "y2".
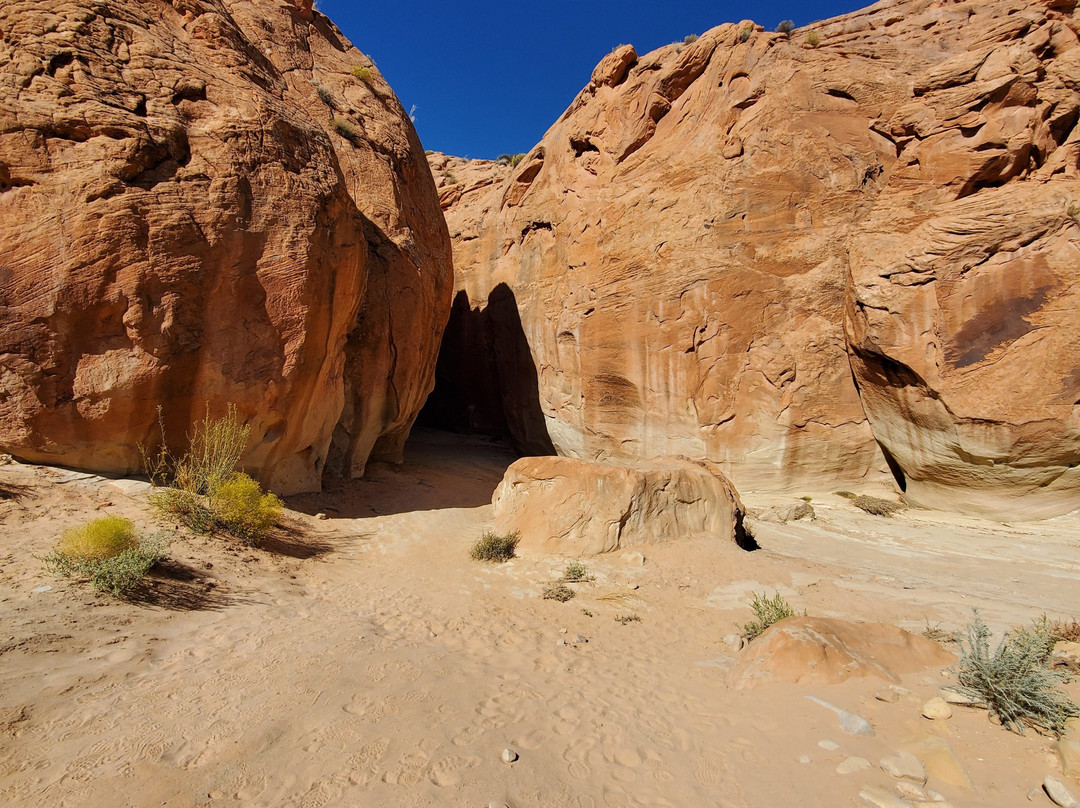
[
  {"x1": 0, "y1": 0, "x2": 452, "y2": 493},
  {"x1": 491, "y1": 455, "x2": 746, "y2": 555},
  {"x1": 436, "y1": 0, "x2": 1080, "y2": 517}
]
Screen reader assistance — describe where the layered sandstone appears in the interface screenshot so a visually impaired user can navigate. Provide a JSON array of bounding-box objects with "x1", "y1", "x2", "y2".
[
  {"x1": 437, "y1": 0, "x2": 1080, "y2": 517},
  {"x1": 0, "y1": 0, "x2": 452, "y2": 493},
  {"x1": 491, "y1": 455, "x2": 746, "y2": 555}
]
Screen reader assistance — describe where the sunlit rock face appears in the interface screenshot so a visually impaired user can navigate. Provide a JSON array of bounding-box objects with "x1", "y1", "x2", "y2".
[
  {"x1": 435, "y1": 0, "x2": 1080, "y2": 518},
  {"x1": 0, "y1": 0, "x2": 452, "y2": 493}
]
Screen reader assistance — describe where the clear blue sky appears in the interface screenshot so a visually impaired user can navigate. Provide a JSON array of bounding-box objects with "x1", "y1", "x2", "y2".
[{"x1": 316, "y1": 1, "x2": 866, "y2": 159}]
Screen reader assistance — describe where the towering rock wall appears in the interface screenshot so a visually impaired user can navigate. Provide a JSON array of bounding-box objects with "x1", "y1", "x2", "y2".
[
  {"x1": 436, "y1": 0, "x2": 1080, "y2": 518},
  {"x1": 0, "y1": 0, "x2": 453, "y2": 493}
]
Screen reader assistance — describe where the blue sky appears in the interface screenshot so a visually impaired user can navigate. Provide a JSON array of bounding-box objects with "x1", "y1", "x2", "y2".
[{"x1": 316, "y1": 1, "x2": 866, "y2": 159}]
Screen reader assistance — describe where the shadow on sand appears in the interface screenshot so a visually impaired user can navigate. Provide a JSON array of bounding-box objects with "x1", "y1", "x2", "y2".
[{"x1": 125, "y1": 558, "x2": 249, "y2": 611}]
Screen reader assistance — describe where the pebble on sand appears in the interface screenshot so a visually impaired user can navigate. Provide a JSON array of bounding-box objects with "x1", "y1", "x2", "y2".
[
  {"x1": 921, "y1": 697, "x2": 952, "y2": 720},
  {"x1": 501, "y1": 748, "x2": 519, "y2": 764}
]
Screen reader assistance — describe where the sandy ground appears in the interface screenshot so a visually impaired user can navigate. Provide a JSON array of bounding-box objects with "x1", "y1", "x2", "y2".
[{"x1": 2, "y1": 429, "x2": 1080, "y2": 807}]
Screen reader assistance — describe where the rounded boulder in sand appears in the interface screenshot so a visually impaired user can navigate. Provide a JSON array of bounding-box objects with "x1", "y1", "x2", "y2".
[
  {"x1": 491, "y1": 455, "x2": 746, "y2": 555},
  {"x1": 728, "y1": 616, "x2": 955, "y2": 689}
]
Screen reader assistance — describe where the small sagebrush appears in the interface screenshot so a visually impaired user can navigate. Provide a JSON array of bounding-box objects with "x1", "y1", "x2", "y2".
[
  {"x1": 45, "y1": 520, "x2": 169, "y2": 596},
  {"x1": 853, "y1": 495, "x2": 903, "y2": 516},
  {"x1": 351, "y1": 65, "x2": 373, "y2": 82},
  {"x1": 562, "y1": 560, "x2": 594, "y2": 583},
  {"x1": 615, "y1": 614, "x2": 641, "y2": 625},
  {"x1": 805, "y1": 31, "x2": 821, "y2": 47},
  {"x1": 542, "y1": 583, "x2": 575, "y2": 602},
  {"x1": 954, "y1": 612, "x2": 1080, "y2": 736},
  {"x1": 210, "y1": 473, "x2": 282, "y2": 546},
  {"x1": 834, "y1": 490, "x2": 857, "y2": 500},
  {"x1": 742, "y1": 591, "x2": 797, "y2": 642},
  {"x1": 776, "y1": 19, "x2": 795, "y2": 35},
  {"x1": 470, "y1": 531, "x2": 519, "y2": 563}
]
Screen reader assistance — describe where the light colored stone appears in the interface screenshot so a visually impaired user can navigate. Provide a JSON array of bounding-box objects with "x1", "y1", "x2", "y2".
[
  {"x1": 895, "y1": 782, "x2": 927, "y2": 801},
  {"x1": 501, "y1": 748, "x2": 518, "y2": 764},
  {"x1": 729, "y1": 617, "x2": 955, "y2": 689},
  {"x1": 922, "y1": 697, "x2": 953, "y2": 720},
  {"x1": 939, "y1": 688, "x2": 983, "y2": 706},
  {"x1": 876, "y1": 689, "x2": 902, "y2": 704},
  {"x1": 1051, "y1": 643, "x2": 1080, "y2": 674},
  {"x1": 0, "y1": 0, "x2": 452, "y2": 495},
  {"x1": 1058, "y1": 739, "x2": 1080, "y2": 779},
  {"x1": 492, "y1": 455, "x2": 744, "y2": 555},
  {"x1": 881, "y1": 750, "x2": 927, "y2": 784},
  {"x1": 805, "y1": 696, "x2": 875, "y2": 737},
  {"x1": 758, "y1": 502, "x2": 815, "y2": 524},
  {"x1": 904, "y1": 737, "x2": 972, "y2": 790},
  {"x1": 818, "y1": 739, "x2": 842, "y2": 752},
  {"x1": 1045, "y1": 776, "x2": 1080, "y2": 808},
  {"x1": 859, "y1": 785, "x2": 915, "y2": 808},
  {"x1": 837, "y1": 756, "x2": 872, "y2": 774},
  {"x1": 105, "y1": 479, "x2": 152, "y2": 495}
]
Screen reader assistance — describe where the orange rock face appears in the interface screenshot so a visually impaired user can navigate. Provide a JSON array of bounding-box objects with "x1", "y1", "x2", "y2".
[
  {"x1": 491, "y1": 455, "x2": 746, "y2": 555},
  {"x1": 436, "y1": 0, "x2": 1080, "y2": 517},
  {"x1": 728, "y1": 617, "x2": 955, "y2": 689},
  {"x1": 0, "y1": 0, "x2": 452, "y2": 493}
]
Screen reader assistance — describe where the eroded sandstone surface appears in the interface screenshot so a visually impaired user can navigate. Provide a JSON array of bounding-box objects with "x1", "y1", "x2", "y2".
[
  {"x1": 436, "y1": 0, "x2": 1080, "y2": 517},
  {"x1": 0, "y1": 0, "x2": 452, "y2": 493},
  {"x1": 492, "y1": 454, "x2": 746, "y2": 555}
]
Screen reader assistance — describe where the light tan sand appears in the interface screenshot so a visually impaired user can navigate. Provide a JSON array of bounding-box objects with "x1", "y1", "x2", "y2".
[{"x1": 2, "y1": 430, "x2": 1079, "y2": 807}]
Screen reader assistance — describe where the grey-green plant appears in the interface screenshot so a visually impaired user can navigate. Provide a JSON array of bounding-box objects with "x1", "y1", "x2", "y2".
[
  {"x1": 953, "y1": 612, "x2": 1079, "y2": 736},
  {"x1": 741, "y1": 591, "x2": 797, "y2": 642},
  {"x1": 776, "y1": 20, "x2": 795, "y2": 35},
  {"x1": 542, "y1": 583, "x2": 575, "y2": 602},
  {"x1": 562, "y1": 560, "x2": 594, "y2": 583},
  {"x1": 45, "y1": 528, "x2": 170, "y2": 596},
  {"x1": 470, "y1": 531, "x2": 519, "y2": 562}
]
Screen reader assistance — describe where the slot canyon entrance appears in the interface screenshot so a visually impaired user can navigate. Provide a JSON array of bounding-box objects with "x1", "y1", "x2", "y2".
[{"x1": 415, "y1": 283, "x2": 556, "y2": 458}]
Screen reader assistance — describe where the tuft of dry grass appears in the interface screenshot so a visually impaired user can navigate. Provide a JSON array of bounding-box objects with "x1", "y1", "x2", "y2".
[
  {"x1": 853, "y1": 495, "x2": 903, "y2": 516},
  {"x1": 542, "y1": 584, "x2": 575, "y2": 602},
  {"x1": 470, "y1": 531, "x2": 519, "y2": 563}
]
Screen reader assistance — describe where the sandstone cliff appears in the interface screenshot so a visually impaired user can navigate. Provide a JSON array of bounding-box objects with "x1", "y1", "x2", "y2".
[
  {"x1": 435, "y1": 0, "x2": 1080, "y2": 518},
  {"x1": 0, "y1": 0, "x2": 452, "y2": 493}
]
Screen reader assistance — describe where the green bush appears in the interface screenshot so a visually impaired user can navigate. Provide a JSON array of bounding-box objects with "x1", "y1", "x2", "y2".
[
  {"x1": 351, "y1": 65, "x2": 373, "y2": 82},
  {"x1": 834, "y1": 490, "x2": 857, "y2": 500},
  {"x1": 45, "y1": 527, "x2": 169, "y2": 596},
  {"x1": 210, "y1": 473, "x2": 282, "y2": 546},
  {"x1": 741, "y1": 591, "x2": 797, "y2": 642},
  {"x1": 509, "y1": 153, "x2": 526, "y2": 168},
  {"x1": 58, "y1": 515, "x2": 136, "y2": 560},
  {"x1": 954, "y1": 612, "x2": 1079, "y2": 736},
  {"x1": 470, "y1": 531, "x2": 519, "y2": 562},
  {"x1": 542, "y1": 583, "x2": 575, "y2": 602}
]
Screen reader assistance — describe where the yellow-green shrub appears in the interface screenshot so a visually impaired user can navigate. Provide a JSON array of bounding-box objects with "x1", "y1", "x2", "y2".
[
  {"x1": 210, "y1": 472, "x2": 282, "y2": 546},
  {"x1": 58, "y1": 515, "x2": 136, "y2": 560}
]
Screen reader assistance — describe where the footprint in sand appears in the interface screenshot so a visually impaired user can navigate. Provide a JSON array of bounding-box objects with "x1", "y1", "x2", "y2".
[{"x1": 427, "y1": 754, "x2": 480, "y2": 787}]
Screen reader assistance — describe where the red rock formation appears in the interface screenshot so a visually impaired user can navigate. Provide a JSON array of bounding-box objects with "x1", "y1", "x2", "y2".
[
  {"x1": 0, "y1": 0, "x2": 452, "y2": 493},
  {"x1": 437, "y1": 0, "x2": 1080, "y2": 517}
]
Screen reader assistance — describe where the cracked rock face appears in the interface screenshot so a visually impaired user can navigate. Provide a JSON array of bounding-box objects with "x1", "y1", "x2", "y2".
[
  {"x1": 0, "y1": 0, "x2": 452, "y2": 493},
  {"x1": 437, "y1": 0, "x2": 1080, "y2": 517}
]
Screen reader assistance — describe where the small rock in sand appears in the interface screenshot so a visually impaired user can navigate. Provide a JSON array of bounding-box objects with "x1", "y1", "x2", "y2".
[
  {"x1": 938, "y1": 688, "x2": 981, "y2": 706},
  {"x1": 858, "y1": 784, "x2": 915, "y2": 808},
  {"x1": 488, "y1": 803, "x2": 510, "y2": 808},
  {"x1": 1056, "y1": 739, "x2": 1080, "y2": 778},
  {"x1": 1045, "y1": 776, "x2": 1080, "y2": 808},
  {"x1": 895, "y1": 782, "x2": 926, "y2": 800},
  {"x1": 880, "y1": 750, "x2": 926, "y2": 784},
  {"x1": 806, "y1": 696, "x2": 875, "y2": 736},
  {"x1": 723, "y1": 633, "x2": 746, "y2": 651},
  {"x1": 315, "y1": 512, "x2": 328, "y2": 520},
  {"x1": 875, "y1": 689, "x2": 901, "y2": 703},
  {"x1": 837, "y1": 756, "x2": 872, "y2": 774},
  {"x1": 922, "y1": 697, "x2": 952, "y2": 720},
  {"x1": 818, "y1": 739, "x2": 841, "y2": 752},
  {"x1": 501, "y1": 748, "x2": 518, "y2": 764}
]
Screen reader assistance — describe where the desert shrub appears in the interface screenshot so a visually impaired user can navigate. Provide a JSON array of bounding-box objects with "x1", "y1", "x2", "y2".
[
  {"x1": 57, "y1": 515, "x2": 136, "y2": 561},
  {"x1": 542, "y1": 583, "x2": 575, "y2": 602},
  {"x1": 332, "y1": 115, "x2": 363, "y2": 143},
  {"x1": 741, "y1": 591, "x2": 796, "y2": 642},
  {"x1": 776, "y1": 19, "x2": 795, "y2": 35},
  {"x1": 805, "y1": 31, "x2": 821, "y2": 47},
  {"x1": 799, "y1": 495, "x2": 812, "y2": 503},
  {"x1": 470, "y1": 531, "x2": 519, "y2": 562},
  {"x1": 510, "y1": 153, "x2": 526, "y2": 168},
  {"x1": 738, "y1": 27, "x2": 752, "y2": 43},
  {"x1": 954, "y1": 612, "x2": 1079, "y2": 735},
  {"x1": 615, "y1": 614, "x2": 641, "y2": 624},
  {"x1": 1051, "y1": 618, "x2": 1080, "y2": 644},
  {"x1": 147, "y1": 405, "x2": 279, "y2": 543},
  {"x1": 315, "y1": 83, "x2": 336, "y2": 109},
  {"x1": 45, "y1": 528, "x2": 169, "y2": 596},
  {"x1": 683, "y1": 34, "x2": 699, "y2": 44},
  {"x1": 351, "y1": 65, "x2": 373, "y2": 82},
  {"x1": 922, "y1": 619, "x2": 954, "y2": 644},
  {"x1": 834, "y1": 490, "x2": 857, "y2": 500},
  {"x1": 210, "y1": 473, "x2": 282, "y2": 546},
  {"x1": 853, "y1": 495, "x2": 903, "y2": 516},
  {"x1": 562, "y1": 560, "x2": 594, "y2": 583}
]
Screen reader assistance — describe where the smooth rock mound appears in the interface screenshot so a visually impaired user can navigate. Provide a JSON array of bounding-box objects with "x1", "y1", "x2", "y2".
[
  {"x1": 0, "y1": 0, "x2": 452, "y2": 493},
  {"x1": 728, "y1": 617, "x2": 955, "y2": 689},
  {"x1": 491, "y1": 455, "x2": 746, "y2": 555}
]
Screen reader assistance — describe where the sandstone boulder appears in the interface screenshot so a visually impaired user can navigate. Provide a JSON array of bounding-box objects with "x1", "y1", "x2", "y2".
[
  {"x1": 436, "y1": 0, "x2": 1080, "y2": 517},
  {"x1": 0, "y1": 0, "x2": 452, "y2": 493},
  {"x1": 728, "y1": 617, "x2": 955, "y2": 689},
  {"x1": 491, "y1": 455, "x2": 746, "y2": 555}
]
